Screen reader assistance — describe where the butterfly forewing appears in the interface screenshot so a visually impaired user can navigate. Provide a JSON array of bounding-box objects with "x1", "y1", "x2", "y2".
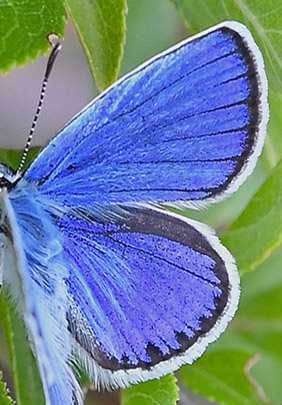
[{"x1": 24, "y1": 22, "x2": 267, "y2": 208}]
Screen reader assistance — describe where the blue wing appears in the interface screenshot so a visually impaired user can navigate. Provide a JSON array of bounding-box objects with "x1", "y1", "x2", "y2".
[
  {"x1": 5, "y1": 186, "x2": 239, "y2": 396},
  {"x1": 57, "y1": 205, "x2": 239, "y2": 388},
  {"x1": 24, "y1": 22, "x2": 267, "y2": 208}
]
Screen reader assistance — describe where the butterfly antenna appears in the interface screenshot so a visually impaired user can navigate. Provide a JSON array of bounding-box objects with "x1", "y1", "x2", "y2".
[{"x1": 16, "y1": 34, "x2": 62, "y2": 175}]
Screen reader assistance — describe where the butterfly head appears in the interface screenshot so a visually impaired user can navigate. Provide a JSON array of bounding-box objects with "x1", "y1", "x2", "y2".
[{"x1": 0, "y1": 164, "x2": 18, "y2": 189}]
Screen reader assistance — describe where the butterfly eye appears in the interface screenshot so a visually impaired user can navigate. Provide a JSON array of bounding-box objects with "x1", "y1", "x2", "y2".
[
  {"x1": 0, "y1": 177, "x2": 12, "y2": 188},
  {"x1": 0, "y1": 164, "x2": 18, "y2": 188}
]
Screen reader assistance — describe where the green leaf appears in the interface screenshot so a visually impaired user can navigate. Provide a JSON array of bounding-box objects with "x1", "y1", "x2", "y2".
[
  {"x1": 222, "y1": 157, "x2": 282, "y2": 273},
  {"x1": 66, "y1": 0, "x2": 127, "y2": 91},
  {"x1": 0, "y1": 292, "x2": 45, "y2": 405},
  {"x1": 0, "y1": 0, "x2": 66, "y2": 73},
  {"x1": 209, "y1": 246, "x2": 282, "y2": 403},
  {"x1": 170, "y1": 0, "x2": 282, "y2": 93},
  {"x1": 121, "y1": 374, "x2": 178, "y2": 405},
  {"x1": 0, "y1": 150, "x2": 22, "y2": 169},
  {"x1": 262, "y1": 88, "x2": 282, "y2": 170},
  {"x1": 179, "y1": 246, "x2": 282, "y2": 404},
  {"x1": 0, "y1": 148, "x2": 40, "y2": 171},
  {"x1": 179, "y1": 350, "x2": 265, "y2": 405},
  {"x1": 0, "y1": 371, "x2": 13, "y2": 405},
  {"x1": 121, "y1": 0, "x2": 182, "y2": 76}
]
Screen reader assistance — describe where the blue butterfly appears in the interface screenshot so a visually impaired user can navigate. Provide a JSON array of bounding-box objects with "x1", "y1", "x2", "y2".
[{"x1": 0, "y1": 21, "x2": 268, "y2": 404}]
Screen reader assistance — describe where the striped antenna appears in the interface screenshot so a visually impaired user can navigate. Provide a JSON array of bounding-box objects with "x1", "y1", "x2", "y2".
[{"x1": 16, "y1": 34, "x2": 62, "y2": 174}]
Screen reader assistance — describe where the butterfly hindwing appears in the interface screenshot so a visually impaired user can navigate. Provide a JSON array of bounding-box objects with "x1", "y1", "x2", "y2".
[
  {"x1": 25, "y1": 22, "x2": 267, "y2": 208},
  {"x1": 57, "y1": 205, "x2": 239, "y2": 388}
]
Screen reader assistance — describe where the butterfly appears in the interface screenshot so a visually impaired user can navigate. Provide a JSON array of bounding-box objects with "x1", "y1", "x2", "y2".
[{"x1": 0, "y1": 21, "x2": 268, "y2": 404}]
